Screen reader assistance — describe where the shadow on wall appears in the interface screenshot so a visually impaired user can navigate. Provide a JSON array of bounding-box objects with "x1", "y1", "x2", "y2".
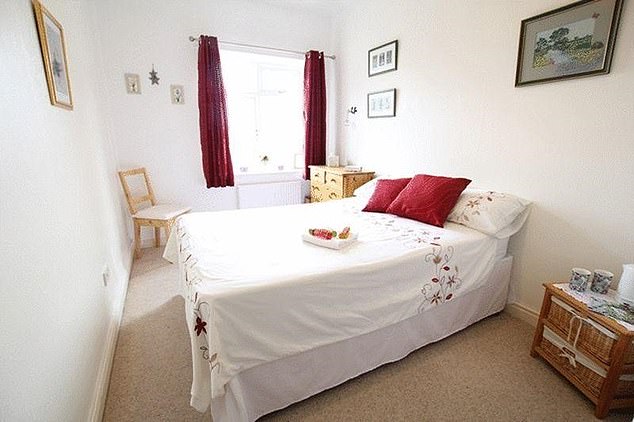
[{"x1": 508, "y1": 203, "x2": 625, "y2": 309}]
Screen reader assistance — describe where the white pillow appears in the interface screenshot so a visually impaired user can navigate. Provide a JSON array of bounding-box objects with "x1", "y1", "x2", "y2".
[
  {"x1": 447, "y1": 189, "x2": 531, "y2": 238},
  {"x1": 352, "y1": 178, "x2": 379, "y2": 200}
]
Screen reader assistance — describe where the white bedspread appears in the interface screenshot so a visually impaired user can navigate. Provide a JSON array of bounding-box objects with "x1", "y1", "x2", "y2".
[{"x1": 164, "y1": 198, "x2": 499, "y2": 411}]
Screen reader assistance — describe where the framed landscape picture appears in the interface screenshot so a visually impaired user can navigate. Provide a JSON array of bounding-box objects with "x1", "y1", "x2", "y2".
[
  {"x1": 368, "y1": 40, "x2": 398, "y2": 77},
  {"x1": 515, "y1": 0, "x2": 623, "y2": 86},
  {"x1": 33, "y1": 0, "x2": 73, "y2": 109},
  {"x1": 367, "y1": 89, "x2": 396, "y2": 118}
]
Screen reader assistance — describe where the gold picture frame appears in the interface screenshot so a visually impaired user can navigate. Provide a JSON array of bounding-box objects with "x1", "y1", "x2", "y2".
[
  {"x1": 33, "y1": 0, "x2": 73, "y2": 109},
  {"x1": 515, "y1": 0, "x2": 623, "y2": 87}
]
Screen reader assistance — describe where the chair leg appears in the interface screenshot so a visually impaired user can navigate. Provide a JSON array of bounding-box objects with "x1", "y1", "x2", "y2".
[
  {"x1": 134, "y1": 220, "x2": 142, "y2": 259},
  {"x1": 154, "y1": 226, "x2": 161, "y2": 248}
]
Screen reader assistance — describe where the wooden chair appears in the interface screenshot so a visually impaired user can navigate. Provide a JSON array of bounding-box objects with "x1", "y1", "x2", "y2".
[{"x1": 118, "y1": 167, "x2": 191, "y2": 258}]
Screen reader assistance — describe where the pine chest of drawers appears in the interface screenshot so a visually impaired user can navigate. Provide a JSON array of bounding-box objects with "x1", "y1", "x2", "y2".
[
  {"x1": 309, "y1": 166, "x2": 374, "y2": 203},
  {"x1": 531, "y1": 283, "x2": 634, "y2": 418}
]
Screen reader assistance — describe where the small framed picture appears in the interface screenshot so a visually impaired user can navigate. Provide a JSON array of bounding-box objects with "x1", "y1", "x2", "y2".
[
  {"x1": 515, "y1": 0, "x2": 623, "y2": 86},
  {"x1": 124, "y1": 73, "x2": 141, "y2": 94},
  {"x1": 368, "y1": 40, "x2": 398, "y2": 77},
  {"x1": 367, "y1": 89, "x2": 396, "y2": 118},
  {"x1": 33, "y1": 0, "x2": 73, "y2": 109},
  {"x1": 170, "y1": 84, "x2": 184, "y2": 104}
]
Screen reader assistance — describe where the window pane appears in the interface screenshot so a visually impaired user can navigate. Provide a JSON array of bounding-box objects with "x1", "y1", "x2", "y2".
[
  {"x1": 226, "y1": 94, "x2": 256, "y2": 168},
  {"x1": 220, "y1": 49, "x2": 304, "y2": 172}
]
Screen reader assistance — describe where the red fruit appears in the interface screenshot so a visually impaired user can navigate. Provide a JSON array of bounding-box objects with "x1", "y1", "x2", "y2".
[{"x1": 309, "y1": 228, "x2": 335, "y2": 240}]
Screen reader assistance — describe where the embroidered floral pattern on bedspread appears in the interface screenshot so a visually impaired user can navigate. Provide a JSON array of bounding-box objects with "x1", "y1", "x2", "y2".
[
  {"x1": 192, "y1": 300, "x2": 219, "y2": 369},
  {"x1": 176, "y1": 220, "x2": 219, "y2": 369},
  {"x1": 346, "y1": 201, "x2": 465, "y2": 310},
  {"x1": 419, "y1": 246, "x2": 462, "y2": 311},
  {"x1": 346, "y1": 205, "x2": 447, "y2": 249}
]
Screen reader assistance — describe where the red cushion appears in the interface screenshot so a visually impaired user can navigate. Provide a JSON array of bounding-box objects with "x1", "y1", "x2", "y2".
[
  {"x1": 362, "y1": 178, "x2": 411, "y2": 213},
  {"x1": 386, "y1": 174, "x2": 471, "y2": 227}
]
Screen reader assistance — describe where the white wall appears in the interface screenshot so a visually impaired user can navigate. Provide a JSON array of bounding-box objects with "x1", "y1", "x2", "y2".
[
  {"x1": 89, "y1": 0, "x2": 334, "y2": 220},
  {"x1": 0, "y1": 1, "x2": 131, "y2": 420},
  {"x1": 334, "y1": 0, "x2": 634, "y2": 313}
]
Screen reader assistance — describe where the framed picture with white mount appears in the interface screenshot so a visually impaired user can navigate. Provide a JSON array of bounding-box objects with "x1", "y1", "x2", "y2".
[
  {"x1": 368, "y1": 40, "x2": 398, "y2": 77},
  {"x1": 367, "y1": 89, "x2": 396, "y2": 118},
  {"x1": 124, "y1": 73, "x2": 141, "y2": 94},
  {"x1": 33, "y1": 0, "x2": 73, "y2": 109},
  {"x1": 515, "y1": 0, "x2": 623, "y2": 86}
]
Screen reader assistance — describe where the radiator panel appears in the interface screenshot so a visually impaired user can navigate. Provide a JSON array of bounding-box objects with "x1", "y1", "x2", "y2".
[{"x1": 237, "y1": 181, "x2": 303, "y2": 209}]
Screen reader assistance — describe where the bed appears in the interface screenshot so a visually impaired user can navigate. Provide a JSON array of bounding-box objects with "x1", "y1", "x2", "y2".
[{"x1": 163, "y1": 187, "x2": 529, "y2": 422}]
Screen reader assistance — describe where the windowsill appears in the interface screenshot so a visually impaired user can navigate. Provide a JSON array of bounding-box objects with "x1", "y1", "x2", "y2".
[{"x1": 234, "y1": 169, "x2": 304, "y2": 185}]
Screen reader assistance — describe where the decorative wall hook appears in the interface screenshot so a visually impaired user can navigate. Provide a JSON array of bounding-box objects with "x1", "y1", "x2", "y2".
[{"x1": 149, "y1": 64, "x2": 160, "y2": 85}]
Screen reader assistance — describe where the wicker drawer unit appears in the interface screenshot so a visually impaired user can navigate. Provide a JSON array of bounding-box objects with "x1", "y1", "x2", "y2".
[
  {"x1": 531, "y1": 283, "x2": 634, "y2": 418},
  {"x1": 309, "y1": 166, "x2": 374, "y2": 203}
]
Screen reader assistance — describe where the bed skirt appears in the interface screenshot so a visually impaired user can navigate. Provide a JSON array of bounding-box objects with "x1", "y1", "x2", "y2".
[{"x1": 205, "y1": 255, "x2": 513, "y2": 422}]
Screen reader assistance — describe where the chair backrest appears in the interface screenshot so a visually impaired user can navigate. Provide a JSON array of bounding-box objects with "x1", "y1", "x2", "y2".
[{"x1": 118, "y1": 167, "x2": 156, "y2": 215}]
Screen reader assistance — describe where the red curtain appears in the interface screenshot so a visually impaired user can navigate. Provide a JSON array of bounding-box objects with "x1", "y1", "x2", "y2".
[
  {"x1": 198, "y1": 35, "x2": 234, "y2": 188},
  {"x1": 303, "y1": 51, "x2": 326, "y2": 180}
]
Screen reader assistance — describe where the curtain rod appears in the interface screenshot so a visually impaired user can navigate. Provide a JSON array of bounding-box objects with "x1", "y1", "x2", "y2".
[{"x1": 188, "y1": 36, "x2": 335, "y2": 60}]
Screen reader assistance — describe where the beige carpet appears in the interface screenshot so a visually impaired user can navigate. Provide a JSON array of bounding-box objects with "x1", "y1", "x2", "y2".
[{"x1": 103, "y1": 248, "x2": 633, "y2": 421}]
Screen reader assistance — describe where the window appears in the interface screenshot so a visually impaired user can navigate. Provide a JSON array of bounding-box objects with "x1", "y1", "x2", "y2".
[{"x1": 221, "y1": 49, "x2": 304, "y2": 173}]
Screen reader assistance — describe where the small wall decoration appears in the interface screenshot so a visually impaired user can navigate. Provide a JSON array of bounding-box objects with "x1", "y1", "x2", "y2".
[
  {"x1": 367, "y1": 89, "x2": 396, "y2": 118},
  {"x1": 33, "y1": 0, "x2": 73, "y2": 109},
  {"x1": 170, "y1": 84, "x2": 184, "y2": 104},
  {"x1": 368, "y1": 40, "x2": 398, "y2": 77},
  {"x1": 149, "y1": 64, "x2": 160, "y2": 85},
  {"x1": 124, "y1": 73, "x2": 141, "y2": 94},
  {"x1": 515, "y1": 0, "x2": 623, "y2": 86}
]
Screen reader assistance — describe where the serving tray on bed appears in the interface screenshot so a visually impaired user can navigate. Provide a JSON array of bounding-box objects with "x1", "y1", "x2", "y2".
[{"x1": 301, "y1": 232, "x2": 358, "y2": 249}]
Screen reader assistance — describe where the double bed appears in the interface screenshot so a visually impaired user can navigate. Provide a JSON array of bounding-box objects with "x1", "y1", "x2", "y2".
[{"x1": 164, "y1": 191, "x2": 525, "y2": 421}]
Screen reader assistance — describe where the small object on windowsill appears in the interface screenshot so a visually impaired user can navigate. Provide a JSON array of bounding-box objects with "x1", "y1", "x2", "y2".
[{"x1": 343, "y1": 165, "x2": 363, "y2": 172}]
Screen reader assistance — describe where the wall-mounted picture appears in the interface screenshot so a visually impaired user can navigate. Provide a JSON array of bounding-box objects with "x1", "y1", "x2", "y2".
[
  {"x1": 515, "y1": 0, "x2": 623, "y2": 86},
  {"x1": 368, "y1": 40, "x2": 398, "y2": 77},
  {"x1": 125, "y1": 73, "x2": 141, "y2": 94},
  {"x1": 33, "y1": 0, "x2": 73, "y2": 109},
  {"x1": 170, "y1": 84, "x2": 184, "y2": 104},
  {"x1": 367, "y1": 89, "x2": 396, "y2": 118}
]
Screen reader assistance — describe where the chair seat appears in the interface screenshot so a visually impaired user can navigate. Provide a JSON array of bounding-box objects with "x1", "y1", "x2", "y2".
[{"x1": 133, "y1": 204, "x2": 191, "y2": 221}]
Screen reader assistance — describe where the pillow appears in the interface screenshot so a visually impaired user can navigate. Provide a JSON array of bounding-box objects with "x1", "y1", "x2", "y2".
[
  {"x1": 362, "y1": 178, "x2": 411, "y2": 213},
  {"x1": 446, "y1": 189, "x2": 531, "y2": 237},
  {"x1": 386, "y1": 174, "x2": 471, "y2": 227}
]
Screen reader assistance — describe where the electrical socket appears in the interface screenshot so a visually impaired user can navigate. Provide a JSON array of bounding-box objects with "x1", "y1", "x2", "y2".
[{"x1": 102, "y1": 266, "x2": 110, "y2": 287}]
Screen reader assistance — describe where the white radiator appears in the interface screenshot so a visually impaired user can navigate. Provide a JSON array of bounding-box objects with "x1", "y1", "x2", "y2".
[{"x1": 237, "y1": 181, "x2": 303, "y2": 209}]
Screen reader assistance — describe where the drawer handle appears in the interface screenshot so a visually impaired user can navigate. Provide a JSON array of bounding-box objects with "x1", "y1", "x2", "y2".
[
  {"x1": 313, "y1": 186, "x2": 320, "y2": 192},
  {"x1": 560, "y1": 346, "x2": 577, "y2": 368},
  {"x1": 329, "y1": 192, "x2": 337, "y2": 199},
  {"x1": 567, "y1": 314, "x2": 583, "y2": 350},
  {"x1": 330, "y1": 178, "x2": 337, "y2": 184}
]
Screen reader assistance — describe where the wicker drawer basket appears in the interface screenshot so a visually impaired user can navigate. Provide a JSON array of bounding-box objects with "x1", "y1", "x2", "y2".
[
  {"x1": 541, "y1": 327, "x2": 634, "y2": 398},
  {"x1": 546, "y1": 297, "x2": 634, "y2": 366}
]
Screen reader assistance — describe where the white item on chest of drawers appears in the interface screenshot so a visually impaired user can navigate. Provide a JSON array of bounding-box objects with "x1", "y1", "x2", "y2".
[{"x1": 617, "y1": 264, "x2": 634, "y2": 305}]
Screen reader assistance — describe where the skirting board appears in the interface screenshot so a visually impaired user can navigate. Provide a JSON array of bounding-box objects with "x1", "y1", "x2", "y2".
[
  {"x1": 505, "y1": 302, "x2": 539, "y2": 327},
  {"x1": 87, "y1": 241, "x2": 134, "y2": 422}
]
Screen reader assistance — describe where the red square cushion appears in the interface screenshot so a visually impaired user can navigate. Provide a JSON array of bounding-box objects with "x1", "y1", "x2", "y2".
[
  {"x1": 362, "y1": 178, "x2": 411, "y2": 213},
  {"x1": 386, "y1": 174, "x2": 471, "y2": 227}
]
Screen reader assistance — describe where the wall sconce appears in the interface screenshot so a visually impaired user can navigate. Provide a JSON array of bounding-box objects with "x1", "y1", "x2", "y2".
[{"x1": 344, "y1": 106, "x2": 358, "y2": 126}]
